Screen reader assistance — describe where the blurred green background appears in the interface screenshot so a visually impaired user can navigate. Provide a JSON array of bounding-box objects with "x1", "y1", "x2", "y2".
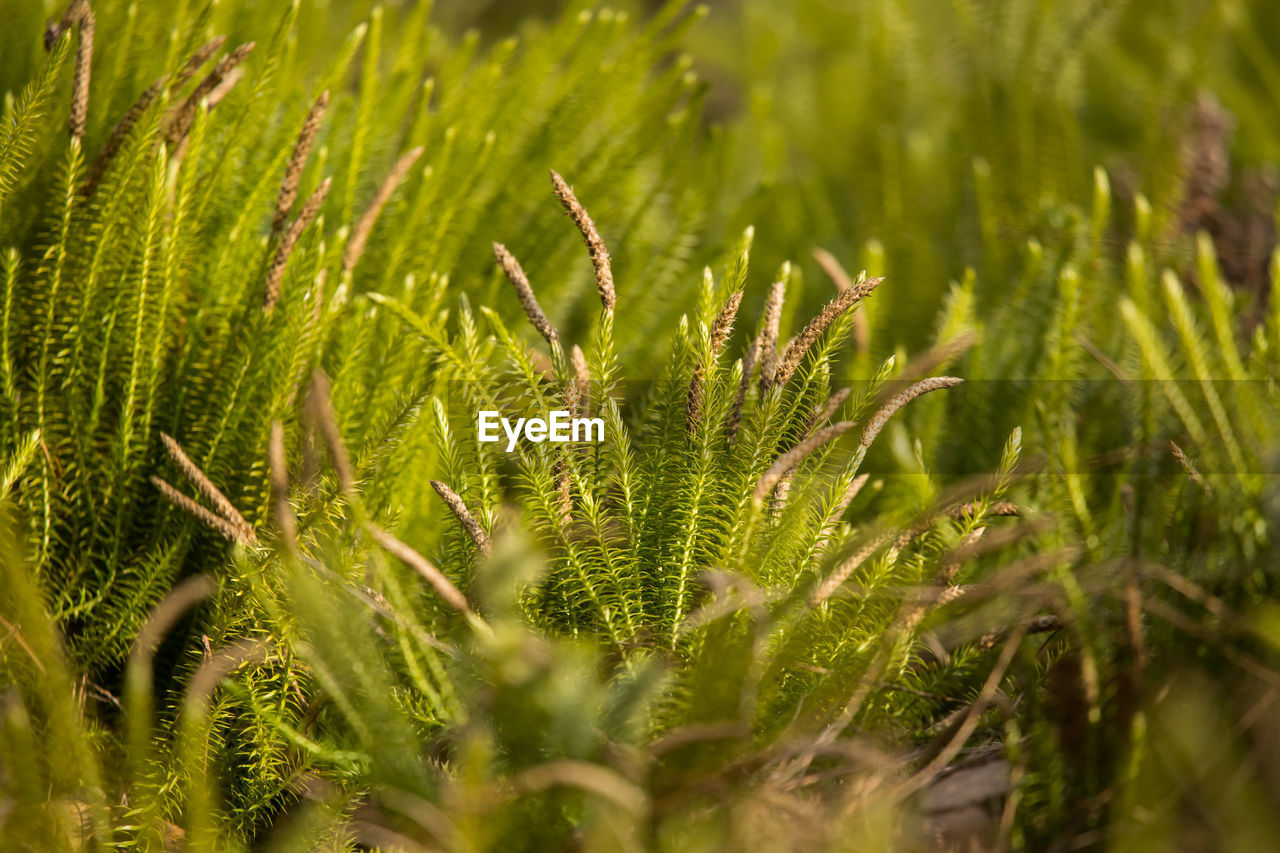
[
  {"x1": 4, "y1": 0, "x2": 1280, "y2": 848},
  {"x1": 9, "y1": 0, "x2": 1273, "y2": 356},
  {"x1": 433, "y1": 0, "x2": 1280, "y2": 353}
]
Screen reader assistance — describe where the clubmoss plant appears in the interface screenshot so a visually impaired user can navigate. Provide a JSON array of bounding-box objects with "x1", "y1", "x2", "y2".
[{"x1": 5, "y1": 0, "x2": 1280, "y2": 849}]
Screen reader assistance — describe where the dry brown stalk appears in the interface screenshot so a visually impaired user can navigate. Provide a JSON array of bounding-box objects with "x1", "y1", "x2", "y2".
[
  {"x1": 493, "y1": 242, "x2": 558, "y2": 345},
  {"x1": 430, "y1": 480, "x2": 492, "y2": 556},
  {"x1": 273, "y1": 91, "x2": 330, "y2": 234},
  {"x1": 725, "y1": 338, "x2": 757, "y2": 441},
  {"x1": 264, "y1": 176, "x2": 331, "y2": 312},
  {"x1": 528, "y1": 349, "x2": 556, "y2": 381},
  {"x1": 810, "y1": 528, "x2": 899, "y2": 605},
  {"x1": 813, "y1": 473, "x2": 871, "y2": 557},
  {"x1": 932, "y1": 584, "x2": 970, "y2": 609},
  {"x1": 811, "y1": 247, "x2": 853, "y2": 290},
  {"x1": 0, "y1": 613, "x2": 43, "y2": 674},
  {"x1": 204, "y1": 66, "x2": 243, "y2": 108},
  {"x1": 46, "y1": 2, "x2": 89, "y2": 42},
  {"x1": 83, "y1": 37, "x2": 228, "y2": 194},
  {"x1": 571, "y1": 344, "x2": 590, "y2": 409},
  {"x1": 131, "y1": 575, "x2": 217, "y2": 661},
  {"x1": 893, "y1": 623, "x2": 1027, "y2": 800},
  {"x1": 770, "y1": 380, "x2": 846, "y2": 509},
  {"x1": 1076, "y1": 331, "x2": 1130, "y2": 386},
  {"x1": 571, "y1": 344, "x2": 590, "y2": 385},
  {"x1": 814, "y1": 498, "x2": 1019, "y2": 607},
  {"x1": 269, "y1": 422, "x2": 297, "y2": 550},
  {"x1": 894, "y1": 525, "x2": 990, "y2": 642},
  {"x1": 186, "y1": 638, "x2": 270, "y2": 715},
  {"x1": 1141, "y1": 563, "x2": 1231, "y2": 623},
  {"x1": 550, "y1": 169, "x2": 615, "y2": 312},
  {"x1": 835, "y1": 473, "x2": 870, "y2": 516},
  {"x1": 977, "y1": 614, "x2": 1062, "y2": 651},
  {"x1": 563, "y1": 375, "x2": 581, "y2": 419},
  {"x1": 686, "y1": 291, "x2": 744, "y2": 432},
  {"x1": 1171, "y1": 441, "x2": 1208, "y2": 491},
  {"x1": 151, "y1": 476, "x2": 251, "y2": 544},
  {"x1": 709, "y1": 290, "x2": 743, "y2": 354},
  {"x1": 757, "y1": 280, "x2": 785, "y2": 390},
  {"x1": 343, "y1": 146, "x2": 424, "y2": 273},
  {"x1": 165, "y1": 41, "x2": 255, "y2": 146},
  {"x1": 812, "y1": 247, "x2": 870, "y2": 354},
  {"x1": 771, "y1": 470, "x2": 795, "y2": 512},
  {"x1": 84, "y1": 75, "x2": 166, "y2": 192},
  {"x1": 300, "y1": 417, "x2": 321, "y2": 493},
  {"x1": 934, "y1": 517, "x2": 1040, "y2": 579},
  {"x1": 44, "y1": 2, "x2": 95, "y2": 139},
  {"x1": 809, "y1": 387, "x2": 852, "y2": 435},
  {"x1": 935, "y1": 524, "x2": 988, "y2": 587},
  {"x1": 172, "y1": 35, "x2": 228, "y2": 89},
  {"x1": 507, "y1": 761, "x2": 647, "y2": 818},
  {"x1": 159, "y1": 432, "x2": 254, "y2": 541},
  {"x1": 946, "y1": 500, "x2": 1019, "y2": 521},
  {"x1": 860, "y1": 376, "x2": 962, "y2": 449},
  {"x1": 555, "y1": 461, "x2": 572, "y2": 525},
  {"x1": 793, "y1": 548, "x2": 1031, "y2": 790},
  {"x1": 753, "y1": 420, "x2": 857, "y2": 501},
  {"x1": 307, "y1": 370, "x2": 355, "y2": 495},
  {"x1": 774, "y1": 276, "x2": 883, "y2": 388},
  {"x1": 43, "y1": 25, "x2": 64, "y2": 51},
  {"x1": 890, "y1": 331, "x2": 976, "y2": 388},
  {"x1": 44, "y1": 0, "x2": 86, "y2": 49},
  {"x1": 364, "y1": 521, "x2": 472, "y2": 614},
  {"x1": 1177, "y1": 92, "x2": 1233, "y2": 233},
  {"x1": 68, "y1": 2, "x2": 94, "y2": 141},
  {"x1": 648, "y1": 722, "x2": 751, "y2": 759}
]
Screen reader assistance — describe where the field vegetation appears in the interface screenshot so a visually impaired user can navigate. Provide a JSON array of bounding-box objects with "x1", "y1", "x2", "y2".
[{"x1": 2, "y1": 0, "x2": 1280, "y2": 849}]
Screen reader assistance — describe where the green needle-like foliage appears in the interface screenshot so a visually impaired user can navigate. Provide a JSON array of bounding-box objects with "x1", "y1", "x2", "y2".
[
  {"x1": 0, "y1": 0, "x2": 714, "y2": 673},
  {"x1": 4, "y1": 0, "x2": 1280, "y2": 850}
]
